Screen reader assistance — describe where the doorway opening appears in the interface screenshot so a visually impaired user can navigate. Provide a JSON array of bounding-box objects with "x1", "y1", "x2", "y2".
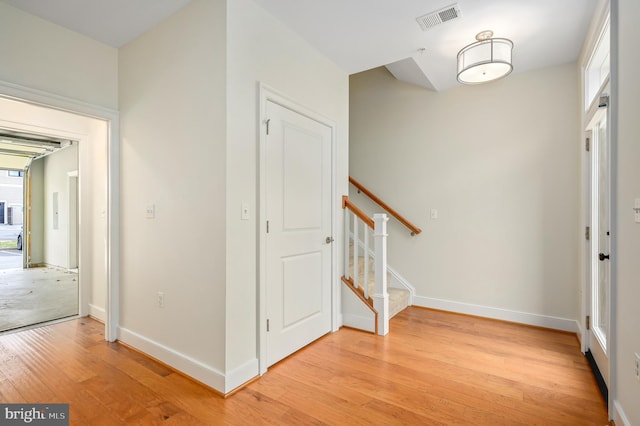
[{"x1": 0, "y1": 131, "x2": 79, "y2": 332}]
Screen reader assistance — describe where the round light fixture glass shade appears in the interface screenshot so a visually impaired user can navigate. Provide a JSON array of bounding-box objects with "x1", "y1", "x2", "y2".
[{"x1": 457, "y1": 38, "x2": 513, "y2": 84}]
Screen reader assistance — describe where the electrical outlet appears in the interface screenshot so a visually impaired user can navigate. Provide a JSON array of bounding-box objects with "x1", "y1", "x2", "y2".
[
  {"x1": 635, "y1": 353, "x2": 640, "y2": 382},
  {"x1": 157, "y1": 292, "x2": 165, "y2": 308}
]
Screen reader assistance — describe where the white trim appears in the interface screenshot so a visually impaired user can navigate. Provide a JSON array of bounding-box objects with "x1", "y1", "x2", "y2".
[
  {"x1": 575, "y1": 321, "x2": 584, "y2": 348},
  {"x1": 0, "y1": 80, "x2": 116, "y2": 119},
  {"x1": 387, "y1": 265, "x2": 415, "y2": 304},
  {"x1": 119, "y1": 327, "x2": 225, "y2": 392},
  {"x1": 342, "y1": 313, "x2": 375, "y2": 333},
  {"x1": 614, "y1": 400, "x2": 631, "y2": 426},
  {"x1": 225, "y1": 358, "x2": 259, "y2": 394},
  {"x1": 258, "y1": 83, "x2": 338, "y2": 375},
  {"x1": 0, "y1": 79, "x2": 120, "y2": 342},
  {"x1": 88, "y1": 304, "x2": 106, "y2": 323},
  {"x1": 413, "y1": 296, "x2": 580, "y2": 332}
]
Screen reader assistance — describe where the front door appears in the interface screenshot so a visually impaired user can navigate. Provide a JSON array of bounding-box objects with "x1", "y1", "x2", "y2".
[
  {"x1": 265, "y1": 100, "x2": 332, "y2": 367},
  {"x1": 586, "y1": 92, "x2": 610, "y2": 399}
]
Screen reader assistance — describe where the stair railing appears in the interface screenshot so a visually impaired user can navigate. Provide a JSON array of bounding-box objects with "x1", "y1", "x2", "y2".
[
  {"x1": 349, "y1": 176, "x2": 422, "y2": 236},
  {"x1": 342, "y1": 195, "x2": 389, "y2": 336}
]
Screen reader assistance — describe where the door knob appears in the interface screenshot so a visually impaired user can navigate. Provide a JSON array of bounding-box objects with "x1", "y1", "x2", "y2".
[
  {"x1": 325, "y1": 237, "x2": 334, "y2": 244},
  {"x1": 599, "y1": 253, "x2": 610, "y2": 261}
]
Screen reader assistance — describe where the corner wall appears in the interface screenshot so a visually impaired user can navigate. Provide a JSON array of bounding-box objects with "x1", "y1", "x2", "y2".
[
  {"x1": 118, "y1": 0, "x2": 228, "y2": 388},
  {"x1": 226, "y1": 0, "x2": 349, "y2": 390},
  {"x1": 350, "y1": 63, "x2": 581, "y2": 328}
]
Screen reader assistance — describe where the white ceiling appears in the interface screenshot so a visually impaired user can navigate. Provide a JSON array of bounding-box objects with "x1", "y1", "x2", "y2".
[
  {"x1": 252, "y1": 0, "x2": 599, "y2": 91},
  {"x1": 2, "y1": 0, "x2": 598, "y2": 91},
  {"x1": 1, "y1": 0, "x2": 192, "y2": 48}
]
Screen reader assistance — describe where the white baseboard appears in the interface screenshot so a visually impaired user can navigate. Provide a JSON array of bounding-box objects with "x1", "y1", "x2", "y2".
[
  {"x1": 88, "y1": 304, "x2": 106, "y2": 322},
  {"x1": 118, "y1": 327, "x2": 225, "y2": 393},
  {"x1": 576, "y1": 322, "x2": 585, "y2": 350},
  {"x1": 614, "y1": 400, "x2": 631, "y2": 426},
  {"x1": 413, "y1": 296, "x2": 580, "y2": 333},
  {"x1": 386, "y1": 265, "x2": 415, "y2": 304},
  {"x1": 225, "y1": 358, "x2": 259, "y2": 394},
  {"x1": 342, "y1": 313, "x2": 375, "y2": 333}
]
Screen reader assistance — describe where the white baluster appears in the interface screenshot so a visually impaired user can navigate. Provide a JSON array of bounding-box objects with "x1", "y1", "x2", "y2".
[
  {"x1": 363, "y1": 225, "x2": 369, "y2": 300},
  {"x1": 344, "y1": 209, "x2": 350, "y2": 278},
  {"x1": 353, "y1": 214, "x2": 359, "y2": 290}
]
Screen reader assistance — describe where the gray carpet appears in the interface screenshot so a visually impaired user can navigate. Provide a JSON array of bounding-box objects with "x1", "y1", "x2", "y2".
[{"x1": 0, "y1": 266, "x2": 78, "y2": 332}]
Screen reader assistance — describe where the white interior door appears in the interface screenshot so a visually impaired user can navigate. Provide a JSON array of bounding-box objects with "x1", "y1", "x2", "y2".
[
  {"x1": 586, "y1": 94, "x2": 610, "y2": 393},
  {"x1": 265, "y1": 100, "x2": 332, "y2": 367}
]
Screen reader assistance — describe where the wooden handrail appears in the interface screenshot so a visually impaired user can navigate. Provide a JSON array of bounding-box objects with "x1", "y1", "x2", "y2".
[
  {"x1": 349, "y1": 176, "x2": 422, "y2": 235},
  {"x1": 342, "y1": 195, "x2": 374, "y2": 229}
]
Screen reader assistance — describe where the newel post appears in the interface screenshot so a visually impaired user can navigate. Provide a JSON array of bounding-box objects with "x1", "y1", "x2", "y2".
[{"x1": 372, "y1": 213, "x2": 389, "y2": 336}]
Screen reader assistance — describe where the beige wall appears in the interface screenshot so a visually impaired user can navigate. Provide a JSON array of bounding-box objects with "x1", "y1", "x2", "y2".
[
  {"x1": 0, "y1": 2, "x2": 118, "y2": 110},
  {"x1": 614, "y1": 0, "x2": 640, "y2": 423},
  {"x1": 118, "y1": 0, "x2": 349, "y2": 393},
  {"x1": 118, "y1": 0, "x2": 228, "y2": 388},
  {"x1": 350, "y1": 63, "x2": 581, "y2": 328}
]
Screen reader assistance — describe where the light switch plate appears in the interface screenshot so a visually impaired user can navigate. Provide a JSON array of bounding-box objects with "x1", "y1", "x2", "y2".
[
  {"x1": 430, "y1": 209, "x2": 438, "y2": 220},
  {"x1": 145, "y1": 204, "x2": 155, "y2": 219}
]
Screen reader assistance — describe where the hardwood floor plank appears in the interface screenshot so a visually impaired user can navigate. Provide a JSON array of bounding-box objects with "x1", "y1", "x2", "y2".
[{"x1": 0, "y1": 308, "x2": 608, "y2": 425}]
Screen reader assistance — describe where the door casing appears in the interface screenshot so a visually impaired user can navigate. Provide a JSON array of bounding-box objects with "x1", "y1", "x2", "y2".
[
  {"x1": 0, "y1": 80, "x2": 119, "y2": 342},
  {"x1": 258, "y1": 83, "x2": 339, "y2": 375},
  {"x1": 582, "y1": 77, "x2": 614, "y2": 417}
]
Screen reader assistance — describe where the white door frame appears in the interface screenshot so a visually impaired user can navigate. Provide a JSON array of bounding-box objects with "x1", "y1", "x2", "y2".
[
  {"x1": 0, "y1": 80, "x2": 120, "y2": 342},
  {"x1": 258, "y1": 83, "x2": 338, "y2": 375},
  {"x1": 67, "y1": 171, "x2": 79, "y2": 270},
  {"x1": 584, "y1": 88, "x2": 612, "y2": 380}
]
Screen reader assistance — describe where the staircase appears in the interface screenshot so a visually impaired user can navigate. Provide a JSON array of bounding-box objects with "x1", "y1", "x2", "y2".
[
  {"x1": 341, "y1": 180, "x2": 419, "y2": 335},
  {"x1": 348, "y1": 245, "x2": 410, "y2": 319}
]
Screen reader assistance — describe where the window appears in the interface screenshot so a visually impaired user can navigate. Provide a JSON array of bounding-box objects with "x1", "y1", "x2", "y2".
[
  {"x1": 8, "y1": 170, "x2": 23, "y2": 177},
  {"x1": 585, "y1": 18, "x2": 610, "y2": 111}
]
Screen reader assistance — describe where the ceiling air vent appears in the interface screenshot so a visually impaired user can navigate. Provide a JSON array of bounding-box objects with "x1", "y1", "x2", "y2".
[{"x1": 416, "y1": 4, "x2": 462, "y2": 31}]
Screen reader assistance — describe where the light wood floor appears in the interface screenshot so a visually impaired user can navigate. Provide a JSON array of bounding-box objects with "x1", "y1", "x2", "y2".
[{"x1": 0, "y1": 307, "x2": 608, "y2": 425}]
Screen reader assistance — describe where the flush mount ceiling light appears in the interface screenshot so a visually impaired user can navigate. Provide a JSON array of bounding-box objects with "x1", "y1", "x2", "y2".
[{"x1": 457, "y1": 30, "x2": 513, "y2": 85}]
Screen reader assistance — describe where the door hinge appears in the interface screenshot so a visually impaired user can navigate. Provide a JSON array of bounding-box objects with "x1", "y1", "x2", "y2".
[
  {"x1": 585, "y1": 226, "x2": 590, "y2": 241},
  {"x1": 586, "y1": 315, "x2": 590, "y2": 330},
  {"x1": 265, "y1": 118, "x2": 271, "y2": 135},
  {"x1": 267, "y1": 319, "x2": 270, "y2": 332},
  {"x1": 266, "y1": 220, "x2": 269, "y2": 233},
  {"x1": 585, "y1": 137, "x2": 590, "y2": 152}
]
